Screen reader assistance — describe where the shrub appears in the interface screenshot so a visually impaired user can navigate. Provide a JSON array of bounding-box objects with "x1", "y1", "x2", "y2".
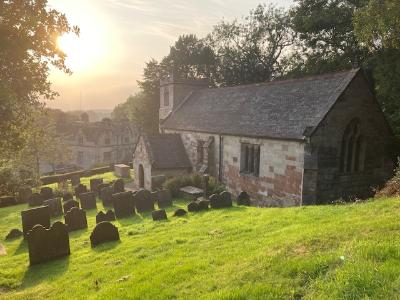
[{"x1": 375, "y1": 159, "x2": 400, "y2": 198}]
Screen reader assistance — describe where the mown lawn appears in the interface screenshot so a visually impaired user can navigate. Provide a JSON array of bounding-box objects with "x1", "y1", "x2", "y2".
[{"x1": 0, "y1": 196, "x2": 399, "y2": 299}]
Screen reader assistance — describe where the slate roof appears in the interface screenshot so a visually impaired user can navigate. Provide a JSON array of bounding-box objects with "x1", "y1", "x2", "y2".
[
  {"x1": 162, "y1": 69, "x2": 361, "y2": 140},
  {"x1": 143, "y1": 134, "x2": 191, "y2": 170}
]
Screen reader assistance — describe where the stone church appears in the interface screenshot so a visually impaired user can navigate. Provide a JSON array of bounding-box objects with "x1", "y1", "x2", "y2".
[{"x1": 133, "y1": 69, "x2": 394, "y2": 206}]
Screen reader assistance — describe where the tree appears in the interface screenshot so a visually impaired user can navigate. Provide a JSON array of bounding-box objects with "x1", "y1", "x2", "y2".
[
  {"x1": 208, "y1": 4, "x2": 295, "y2": 86},
  {"x1": 0, "y1": 0, "x2": 78, "y2": 153},
  {"x1": 354, "y1": 0, "x2": 400, "y2": 51}
]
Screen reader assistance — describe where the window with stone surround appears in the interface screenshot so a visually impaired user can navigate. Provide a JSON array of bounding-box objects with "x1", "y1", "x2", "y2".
[
  {"x1": 163, "y1": 88, "x2": 170, "y2": 106},
  {"x1": 197, "y1": 140, "x2": 204, "y2": 164},
  {"x1": 240, "y1": 143, "x2": 260, "y2": 176},
  {"x1": 340, "y1": 119, "x2": 365, "y2": 173}
]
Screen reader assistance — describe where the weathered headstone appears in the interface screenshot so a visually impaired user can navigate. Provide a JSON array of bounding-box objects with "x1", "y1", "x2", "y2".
[
  {"x1": 156, "y1": 189, "x2": 173, "y2": 208},
  {"x1": 180, "y1": 186, "x2": 203, "y2": 201},
  {"x1": 96, "y1": 183, "x2": 110, "y2": 197},
  {"x1": 134, "y1": 189, "x2": 154, "y2": 212},
  {"x1": 44, "y1": 198, "x2": 63, "y2": 217},
  {"x1": 5, "y1": 228, "x2": 23, "y2": 240},
  {"x1": 187, "y1": 201, "x2": 199, "y2": 212},
  {"x1": 209, "y1": 194, "x2": 221, "y2": 209},
  {"x1": 18, "y1": 187, "x2": 32, "y2": 203},
  {"x1": 237, "y1": 191, "x2": 251, "y2": 206},
  {"x1": 90, "y1": 222, "x2": 120, "y2": 248},
  {"x1": 27, "y1": 221, "x2": 70, "y2": 265},
  {"x1": 28, "y1": 193, "x2": 43, "y2": 207},
  {"x1": 100, "y1": 186, "x2": 113, "y2": 207},
  {"x1": 74, "y1": 184, "x2": 88, "y2": 197},
  {"x1": 198, "y1": 199, "x2": 210, "y2": 211},
  {"x1": 114, "y1": 164, "x2": 130, "y2": 178},
  {"x1": 64, "y1": 207, "x2": 88, "y2": 231},
  {"x1": 63, "y1": 199, "x2": 79, "y2": 214},
  {"x1": 90, "y1": 178, "x2": 103, "y2": 193},
  {"x1": 71, "y1": 174, "x2": 80, "y2": 186},
  {"x1": 112, "y1": 191, "x2": 135, "y2": 218},
  {"x1": 220, "y1": 191, "x2": 232, "y2": 207},
  {"x1": 112, "y1": 179, "x2": 125, "y2": 194},
  {"x1": 0, "y1": 196, "x2": 17, "y2": 208},
  {"x1": 62, "y1": 192, "x2": 73, "y2": 202},
  {"x1": 96, "y1": 210, "x2": 116, "y2": 224},
  {"x1": 152, "y1": 209, "x2": 167, "y2": 221},
  {"x1": 40, "y1": 187, "x2": 53, "y2": 200},
  {"x1": 173, "y1": 208, "x2": 187, "y2": 217},
  {"x1": 79, "y1": 192, "x2": 97, "y2": 210},
  {"x1": 21, "y1": 206, "x2": 51, "y2": 238}
]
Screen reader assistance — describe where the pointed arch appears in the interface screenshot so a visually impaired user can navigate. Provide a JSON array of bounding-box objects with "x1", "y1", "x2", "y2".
[{"x1": 340, "y1": 118, "x2": 366, "y2": 173}]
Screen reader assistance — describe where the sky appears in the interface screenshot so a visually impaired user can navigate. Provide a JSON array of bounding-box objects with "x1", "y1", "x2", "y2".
[{"x1": 47, "y1": 0, "x2": 294, "y2": 111}]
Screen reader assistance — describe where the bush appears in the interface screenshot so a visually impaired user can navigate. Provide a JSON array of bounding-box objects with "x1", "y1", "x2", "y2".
[
  {"x1": 163, "y1": 173, "x2": 225, "y2": 197},
  {"x1": 375, "y1": 159, "x2": 400, "y2": 198}
]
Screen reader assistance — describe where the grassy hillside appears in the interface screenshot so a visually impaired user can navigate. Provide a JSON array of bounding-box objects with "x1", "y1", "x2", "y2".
[{"x1": 0, "y1": 197, "x2": 399, "y2": 299}]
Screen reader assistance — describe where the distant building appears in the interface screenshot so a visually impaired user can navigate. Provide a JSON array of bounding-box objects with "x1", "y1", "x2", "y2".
[
  {"x1": 133, "y1": 69, "x2": 394, "y2": 206},
  {"x1": 66, "y1": 119, "x2": 138, "y2": 169}
]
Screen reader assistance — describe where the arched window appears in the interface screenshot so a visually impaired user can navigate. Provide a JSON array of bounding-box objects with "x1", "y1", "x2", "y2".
[
  {"x1": 163, "y1": 88, "x2": 169, "y2": 107},
  {"x1": 340, "y1": 119, "x2": 365, "y2": 173}
]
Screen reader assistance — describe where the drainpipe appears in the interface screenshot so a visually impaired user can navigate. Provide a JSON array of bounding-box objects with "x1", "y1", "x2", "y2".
[{"x1": 219, "y1": 135, "x2": 223, "y2": 182}]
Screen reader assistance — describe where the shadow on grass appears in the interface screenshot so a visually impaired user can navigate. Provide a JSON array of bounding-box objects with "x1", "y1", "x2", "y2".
[
  {"x1": 91, "y1": 240, "x2": 121, "y2": 252},
  {"x1": 21, "y1": 255, "x2": 70, "y2": 288},
  {"x1": 13, "y1": 239, "x2": 28, "y2": 255}
]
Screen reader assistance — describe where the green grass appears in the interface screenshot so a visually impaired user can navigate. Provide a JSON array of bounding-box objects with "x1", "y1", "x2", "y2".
[{"x1": 0, "y1": 197, "x2": 399, "y2": 299}]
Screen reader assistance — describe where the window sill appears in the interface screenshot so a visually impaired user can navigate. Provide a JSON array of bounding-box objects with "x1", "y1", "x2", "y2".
[{"x1": 239, "y1": 172, "x2": 260, "y2": 179}]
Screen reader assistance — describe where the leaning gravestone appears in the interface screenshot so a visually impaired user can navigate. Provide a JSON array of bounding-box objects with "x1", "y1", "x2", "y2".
[
  {"x1": 62, "y1": 192, "x2": 73, "y2": 202},
  {"x1": 18, "y1": 187, "x2": 32, "y2": 204},
  {"x1": 112, "y1": 192, "x2": 135, "y2": 218},
  {"x1": 100, "y1": 186, "x2": 113, "y2": 207},
  {"x1": 237, "y1": 191, "x2": 251, "y2": 206},
  {"x1": 187, "y1": 201, "x2": 199, "y2": 212},
  {"x1": 44, "y1": 198, "x2": 63, "y2": 217},
  {"x1": 21, "y1": 206, "x2": 51, "y2": 238},
  {"x1": 28, "y1": 193, "x2": 43, "y2": 207},
  {"x1": 40, "y1": 187, "x2": 53, "y2": 200},
  {"x1": 5, "y1": 228, "x2": 23, "y2": 240},
  {"x1": 70, "y1": 174, "x2": 80, "y2": 186},
  {"x1": 134, "y1": 189, "x2": 154, "y2": 213},
  {"x1": 152, "y1": 209, "x2": 167, "y2": 221},
  {"x1": 220, "y1": 191, "x2": 232, "y2": 207},
  {"x1": 64, "y1": 207, "x2": 88, "y2": 231},
  {"x1": 90, "y1": 178, "x2": 103, "y2": 193},
  {"x1": 90, "y1": 222, "x2": 120, "y2": 248},
  {"x1": 173, "y1": 208, "x2": 187, "y2": 217},
  {"x1": 112, "y1": 179, "x2": 125, "y2": 194},
  {"x1": 96, "y1": 210, "x2": 116, "y2": 224},
  {"x1": 79, "y1": 192, "x2": 97, "y2": 210},
  {"x1": 156, "y1": 189, "x2": 173, "y2": 208},
  {"x1": 63, "y1": 199, "x2": 79, "y2": 214},
  {"x1": 27, "y1": 221, "x2": 70, "y2": 265},
  {"x1": 74, "y1": 184, "x2": 88, "y2": 197}
]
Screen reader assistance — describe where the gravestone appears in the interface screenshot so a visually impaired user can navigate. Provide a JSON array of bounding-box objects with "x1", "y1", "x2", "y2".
[
  {"x1": 151, "y1": 191, "x2": 158, "y2": 204},
  {"x1": 71, "y1": 174, "x2": 80, "y2": 186},
  {"x1": 0, "y1": 196, "x2": 17, "y2": 208},
  {"x1": 187, "y1": 201, "x2": 199, "y2": 212},
  {"x1": 62, "y1": 192, "x2": 73, "y2": 202},
  {"x1": 134, "y1": 189, "x2": 154, "y2": 213},
  {"x1": 114, "y1": 164, "x2": 130, "y2": 178},
  {"x1": 27, "y1": 221, "x2": 70, "y2": 265},
  {"x1": 152, "y1": 209, "x2": 167, "y2": 221},
  {"x1": 28, "y1": 193, "x2": 43, "y2": 207},
  {"x1": 63, "y1": 199, "x2": 79, "y2": 214},
  {"x1": 156, "y1": 189, "x2": 173, "y2": 208},
  {"x1": 18, "y1": 187, "x2": 32, "y2": 203},
  {"x1": 74, "y1": 184, "x2": 87, "y2": 197},
  {"x1": 44, "y1": 198, "x2": 63, "y2": 217},
  {"x1": 173, "y1": 208, "x2": 187, "y2": 217},
  {"x1": 64, "y1": 207, "x2": 88, "y2": 231},
  {"x1": 112, "y1": 179, "x2": 125, "y2": 194},
  {"x1": 90, "y1": 178, "x2": 103, "y2": 192},
  {"x1": 90, "y1": 222, "x2": 120, "y2": 248},
  {"x1": 237, "y1": 191, "x2": 251, "y2": 206},
  {"x1": 198, "y1": 199, "x2": 210, "y2": 211},
  {"x1": 100, "y1": 186, "x2": 113, "y2": 207},
  {"x1": 180, "y1": 186, "x2": 203, "y2": 201},
  {"x1": 96, "y1": 210, "x2": 116, "y2": 224},
  {"x1": 5, "y1": 228, "x2": 23, "y2": 240},
  {"x1": 96, "y1": 183, "x2": 110, "y2": 197},
  {"x1": 40, "y1": 187, "x2": 53, "y2": 200},
  {"x1": 220, "y1": 191, "x2": 232, "y2": 207},
  {"x1": 112, "y1": 191, "x2": 135, "y2": 218},
  {"x1": 79, "y1": 192, "x2": 97, "y2": 210},
  {"x1": 21, "y1": 206, "x2": 51, "y2": 238},
  {"x1": 209, "y1": 194, "x2": 221, "y2": 209}
]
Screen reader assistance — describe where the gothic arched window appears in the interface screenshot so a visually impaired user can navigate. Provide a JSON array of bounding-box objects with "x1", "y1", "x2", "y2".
[{"x1": 340, "y1": 119, "x2": 365, "y2": 173}]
